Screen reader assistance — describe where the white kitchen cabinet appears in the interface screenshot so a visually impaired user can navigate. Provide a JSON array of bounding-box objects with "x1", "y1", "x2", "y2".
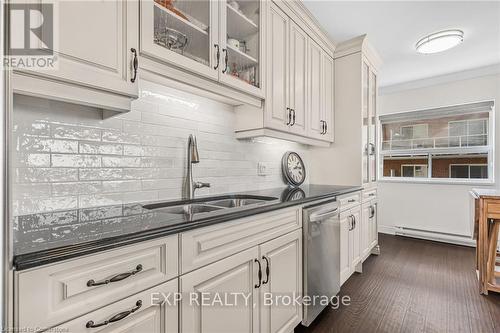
[
  {"x1": 259, "y1": 230, "x2": 302, "y2": 333},
  {"x1": 340, "y1": 204, "x2": 362, "y2": 286},
  {"x1": 15, "y1": 235, "x2": 178, "y2": 331},
  {"x1": 309, "y1": 35, "x2": 381, "y2": 185},
  {"x1": 288, "y1": 21, "x2": 308, "y2": 136},
  {"x1": 234, "y1": 1, "x2": 335, "y2": 147},
  {"x1": 263, "y1": 2, "x2": 289, "y2": 132},
  {"x1": 11, "y1": 0, "x2": 139, "y2": 113},
  {"x1": 339, "y1": 212, "x2": 351, "y2": 285},
  {"x1": 180, "y1": 247, "x2": 259, "y2": 333},
  {"x1": 139, "y1": 0, "x2": 264, "y2": 102},
  {"x1": 56, "y1": 279, "x2": 178, "y2": 333},
  {"x1": 308, "y1": 40, "x2": 334, "y2": 141},
  {"x1": 350, "y1": 207, "x2": 361, "y2": 269},
  {"x1": 369, "y1": 201, "x2": 378, "y2": 249},
  {"x1": 140, "y1": 0, "x2": 218, "y2": 80},
  {"x1": 180, "y1": 229, "x2": 302, "y2": 333},
  {"x1": 361, "y1": 202, "x2": 371, "y2": 260}
]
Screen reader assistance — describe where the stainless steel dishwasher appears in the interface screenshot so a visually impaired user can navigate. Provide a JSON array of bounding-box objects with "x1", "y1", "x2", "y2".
[{"x1": 302, "y1": 198, "x2": 340, "y2": 326}]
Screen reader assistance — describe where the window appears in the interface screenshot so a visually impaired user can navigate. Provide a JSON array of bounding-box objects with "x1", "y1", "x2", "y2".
[
  {"x1": 450, "y1": 164, "x2": 488, "y2": 179},
  {"x1": 379, "y1": 101, "x2": 494, "y2": 183},
  {"x1": 401, "y1": 165, "x2": 428, "y2": 178}
]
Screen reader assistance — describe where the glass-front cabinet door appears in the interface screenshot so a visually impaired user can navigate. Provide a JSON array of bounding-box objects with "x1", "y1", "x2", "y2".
[
  {"x1": 141, "y1": 0, "x2": 218, "y2": 79},
  {"x1": 362, "y1": 61, "x2": 370, "y2": 184},
  {"x1": 369, "y1": 69, "x2": 378, "y2": 182},
  {"x1": 219, "y1": 0, "x2": 263, "y2": 97}
]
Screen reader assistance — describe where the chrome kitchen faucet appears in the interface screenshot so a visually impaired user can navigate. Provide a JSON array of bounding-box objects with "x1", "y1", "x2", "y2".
[{"x1": 184, "y1": 134, "x2": 210, "y2": 200}]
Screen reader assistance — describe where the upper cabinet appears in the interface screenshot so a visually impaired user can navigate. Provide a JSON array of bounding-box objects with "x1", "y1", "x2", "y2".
[
  {"x1": 309, "y1": 35, "x2": 382, "y2": 187},
  {"x1": 234, "y1": 1, "x2": 336, "y2": 147},
  {"x1": 10, "y1": 0, "x2": 139, "y2": 114},
  {"x1": 141, "y1": 0, "x2": 218, "y2": 80},
  {"x1": 139, "y1": 0, "x2": 265, "y2": 105}
]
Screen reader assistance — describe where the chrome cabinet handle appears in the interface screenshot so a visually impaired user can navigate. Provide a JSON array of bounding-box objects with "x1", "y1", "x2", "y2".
[
  {"x1": 262, "y1": 256, "x2": 270, "y2": 284},
  {"x1": 348, "y1": 199, "x2": 356, "y2": 203},
  {"x1": 254, "y1": 259, "x2": 262, "y2": 288},
  {"x1": 86, "y1": 300, "x2": 142, "y2": 328},
  {"x1": 222, "y1": 49, "x2": 228, "y2": 73},
  {"x1": 214, "y1": 44, "x2": 220, "y2": 70},
  {"x1": 291, "y1": 109, "x2": 296, "y2": 126},
  {"x1": 87, "y1": 264, "x2": 143, "y2": 287},
  {"x1": 348, "y1": 215, "x2": 353, "y2": 231},
  {"x1": 286, "y1": 107, "x2": 291, "y2": 125},
  {"x1": 369, "y1": 205, "x2": 376, "y2": 219},
  {"x1": 324, "y1": 121, "x2": 328, "y2": 134},
  {"x1": 130, "y1": 48, "x2": 138, "y2": 83},
  {"x1": 320, "y1": 120, "x2": 325, "y2": 134}
]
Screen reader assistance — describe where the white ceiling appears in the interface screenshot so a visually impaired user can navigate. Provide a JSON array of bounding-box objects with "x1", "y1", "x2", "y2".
[{"x1": 303, "y1": 1, "x2": 500, "y2": 87}]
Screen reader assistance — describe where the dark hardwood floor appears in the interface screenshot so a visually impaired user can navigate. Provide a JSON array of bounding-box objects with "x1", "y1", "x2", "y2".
[{"x1": 296, "y1": 234, "x2": 500, "y2": 333}]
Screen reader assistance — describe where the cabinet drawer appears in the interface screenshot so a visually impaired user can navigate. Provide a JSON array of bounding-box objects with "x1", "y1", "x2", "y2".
[
  {"x1": 56, "y1": 279, "x2": 178, "y2": 333},
  {"x1": 339, "y1": 192, "x2": 361, "y2": 212},
  {"x1": 16, "y1": 235, "x2": 178, "y2": 330},
  {"x1": 181, "y1": 208, "x2": 301, "y2": 273},
  {"x1": 362, "y1": 188, "x2": 377, "y2": 202}
]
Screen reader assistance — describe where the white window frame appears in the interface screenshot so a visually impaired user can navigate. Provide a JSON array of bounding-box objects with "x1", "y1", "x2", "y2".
[
  {"x1": 379, "y1": 100, "x2": 495, "y2": 185},
  {"x1": 449, "y1": 164, "x2": 488, "y2": 179},
  {"x1": 400, "y1": 164, "x2": 428, "y2": 178}
]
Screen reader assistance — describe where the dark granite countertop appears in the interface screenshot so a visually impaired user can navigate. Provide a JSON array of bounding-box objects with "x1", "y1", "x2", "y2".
[{"x1": 13, "y1": 184, "x2": 361, "y2": 270}]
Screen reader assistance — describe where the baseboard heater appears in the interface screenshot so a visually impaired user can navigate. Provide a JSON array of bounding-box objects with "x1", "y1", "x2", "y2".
[{"x1": 394, "y1": 226, "x2": 475, "y2": 247}]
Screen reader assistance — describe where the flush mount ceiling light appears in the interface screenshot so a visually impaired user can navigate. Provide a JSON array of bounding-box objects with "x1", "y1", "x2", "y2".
[{"x1": 415, "y1": 29, "x2": 464, "y2": 54}]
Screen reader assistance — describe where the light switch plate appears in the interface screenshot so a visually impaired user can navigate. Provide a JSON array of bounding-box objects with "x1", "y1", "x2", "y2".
[{"x1": 257, "y1": 162, "x2": 271, "y2": 176}]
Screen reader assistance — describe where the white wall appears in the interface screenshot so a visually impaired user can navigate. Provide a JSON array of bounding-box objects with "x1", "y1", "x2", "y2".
[
  {"x1": 12, "y1": 80, "x2": 309, "y2": 216},
  {"x1": 378, "y1": 72, "x2": 500, "y2": 239}
]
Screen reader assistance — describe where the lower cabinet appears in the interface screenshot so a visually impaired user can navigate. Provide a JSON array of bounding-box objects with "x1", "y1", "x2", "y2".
[
  {"x1": 340, "y1": 205, "x2": 361, "y2": 286},
  {"x1": 259, "y1": 229, "x2": 302, "y2": 333},
  {"x1": 361, "y1": 201, "x2": 378, "y2": 261},
  {"x1": 58, "y1": 279, "x2": 178, "y2": 333},
  {"x1": 180, "y1": 229, "x2": 302, "y2": 333}
]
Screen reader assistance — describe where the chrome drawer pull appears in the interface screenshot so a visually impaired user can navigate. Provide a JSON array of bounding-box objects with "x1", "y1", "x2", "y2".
[
  {"x1": 347, "y1": 199, "x2": 356, "y2": 203},
  {"x1": 86, "y1": 300, "x2": 142, "y2": 328},
  {"x1": 87, "y1": 264, "x2": 143, "y2": 287}
]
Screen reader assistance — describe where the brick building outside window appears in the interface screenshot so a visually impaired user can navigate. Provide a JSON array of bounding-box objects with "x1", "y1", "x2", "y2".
[{"x1": 379, "y1": 101, "x2": 494, "y2": 183}]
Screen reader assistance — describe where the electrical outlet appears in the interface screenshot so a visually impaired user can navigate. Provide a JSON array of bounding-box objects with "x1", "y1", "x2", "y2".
[{"x1": 257, "y1": 162, "x2": 271, "y2": 176}]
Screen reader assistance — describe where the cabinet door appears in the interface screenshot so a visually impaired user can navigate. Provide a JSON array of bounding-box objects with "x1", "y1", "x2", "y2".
[
  {"x1": 307, "y1": 39, "x2": 323, "y2": 140},
  {"x1": 370, "y1": 203, "x2": 378, "y2": 248},
  {"x1": 259, "y1": 230, "x2": 302, "y2": 333},
  {"x1": 219, "y1": 0, "x2": 264, "y2": 97},
  {"x1": 140, "y1": 0, "x2": 219, "y2": 80},
  {"x1": 361, "y1": 60, "x2": 370, "y2": 185},
  {"x1": 369, "y1": 69, "x2": 378, "y2": 183},
  {"x1": 13, "y1": 0, "x2": 138, "y2": 98},
  {"x1": 264, "y1": 2, "x2": 289, "y2": 132},
  {"x1": 58, "y1": 279, "x2": 178, "y2": 333},
  {"x1": 288, "y1": 21, "x2": 308, "y2": 136},
  {"x1": 180, "y1": 247, "x2": 259, "y2": 333},
  {"x1": 322, "y1": 53, "x2": 334, "y2": 142},
  {"x1": 350, "y1": 208, "x2": 361, "y2": 268},
  {"x1": 361, "y1": 202, "x2": 371, "y2": 260},
  {"x1": 340, "y1": 212, "x2": 350, "y2": 286}
]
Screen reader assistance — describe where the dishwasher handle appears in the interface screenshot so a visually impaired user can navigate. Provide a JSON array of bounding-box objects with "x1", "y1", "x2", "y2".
[{"x1": 309, "y1": 208, "x2": 339, "y2": 222}]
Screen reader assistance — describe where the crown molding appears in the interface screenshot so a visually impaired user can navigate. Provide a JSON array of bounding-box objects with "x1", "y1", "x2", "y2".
[
  {"x1": 333, "y1": 34, "x2": 383, "y2": 69},
  {"x1": 380, "y1": 63, "x2": 500, "y2": 95}
]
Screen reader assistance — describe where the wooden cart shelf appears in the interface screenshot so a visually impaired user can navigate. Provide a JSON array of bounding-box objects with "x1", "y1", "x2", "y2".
[{"x1": 471, "y1": 188, "x2": 500, "y2": 295}]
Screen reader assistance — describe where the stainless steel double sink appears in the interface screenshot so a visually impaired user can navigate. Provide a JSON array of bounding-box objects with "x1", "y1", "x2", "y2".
[{"x1": 142, "y1": 195, "x2": 279, "y2": 216}]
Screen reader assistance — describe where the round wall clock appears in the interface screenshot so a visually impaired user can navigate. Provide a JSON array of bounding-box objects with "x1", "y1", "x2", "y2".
[{"x1": 281, "y1": 151, "x2": 306, "y2": 187}]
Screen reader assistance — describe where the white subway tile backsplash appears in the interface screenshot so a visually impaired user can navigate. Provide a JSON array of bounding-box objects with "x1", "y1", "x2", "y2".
[
  {"x1": 12, "y1": 81, "x2": 309, "y2": 215},
  {"x1": 51, "y1": 154, "x2": 101, "y2": 168},
  {"x1": 16, "y1": 168, "x2": 79, "y2": 183},
  {"x1": 79, "y1": 142, "x2": 123, "y2": 155}
]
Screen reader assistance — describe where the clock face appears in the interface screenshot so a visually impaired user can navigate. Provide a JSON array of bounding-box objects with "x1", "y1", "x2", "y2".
[{"x1": 282, "y1": 152, "x2": 306, "y2": 186}]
